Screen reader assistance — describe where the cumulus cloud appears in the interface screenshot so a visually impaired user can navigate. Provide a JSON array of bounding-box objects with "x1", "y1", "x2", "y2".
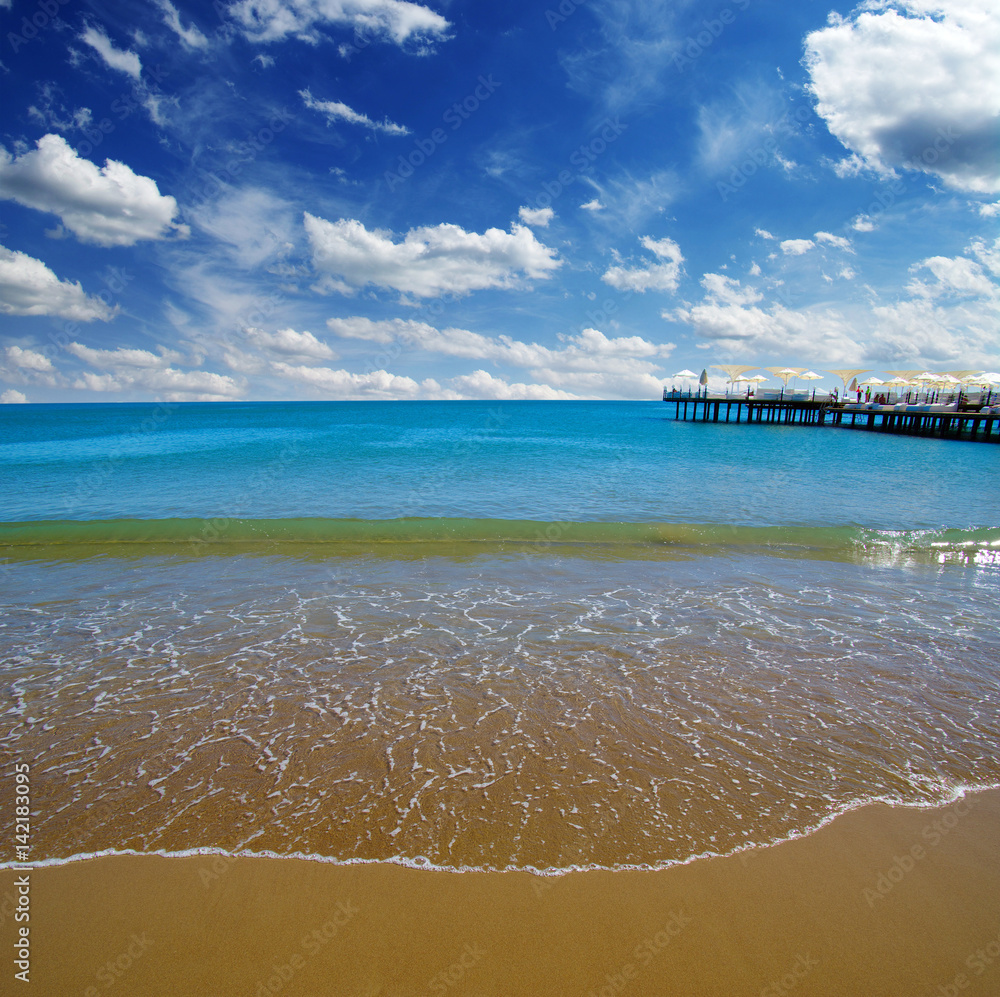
[
  {"x1": 805, "y1": 1, "x2": 1000, "y2": 193},
  {"x1": 907, "y1": 254, "x2": 998, "y2": 299},
  {"x1": 69, "y1": 343, "x2": 244, "y2": 400},
  {"x1": 305, "y1": 214, "x2": 561, "y2": 297},
  {"x1": 580, "y1": 199, "x2": 605, "y2": 212},
  {"x1": 673, "y1": 242, "x2": 1000, "y2": 367},
  {"x1": 602, "y1": 235, "x2": 684, "y2": 292},
  {"x1": 326, "y1": 316, "x2": 675, "y2": 397},
  {"x1": 156, "y1": 0, "x2": 210, "y2": 48},
  {"x1": 0, "y1": 135, "x2": 185, "y2": 247},
  {"x1": 66, "y1": 343, "x2": 184, "y2": 368},
  {"x1": 668, "y1": 270, "x2": 867, "y2": 360},
  {"x1": 518, "y1": 206, "x2": 554, "y2": 227},
  {"x1": 698, "y1": 274, "x2": 763, "y2": 307},
  {"x1": 73, "y1": 368, "x2": 244, "y2": 401},
  {"x1": 0, "y1": 390, "x2": 28, "y2": 404},
  {"x1": 6, "y1": 346, "x2": 54, "y2": 372},
  {"x1": 225, "y1": 0, "x2": 451, "y2": 51},
  {"x1": 867, "y1": 297, "x2": 1000, "y2": 366},
  {"x1": 0, "y1": 246, "x2": 117, "y2": 321},
  {"x1": 755, "y1": 228, "x2": 775, "y2": 240},
  {"x1": 300, "y1": 89, "x2": 409, "y2": 135},
  {"x1": 245, "y1": 326, "x2": 337, "y2": 360},
  {"x1": 80, "y1": 26, "x2": 142, "y2": 79},
  {"x1": 271, "y1": 362, "x2": 437, "y2": 398},
  {"x1": 780, "y1": 239, "x2": 814, "y2": 255},
  {"x1": 815, "y1": 231, "x2": 853, "y2": 251},
  {"x1": 327, "y1": 316, "x2": 673, "y2": 370},
  {"x1": 448, "y1": 370, "x2": 576, "y2": 400}
]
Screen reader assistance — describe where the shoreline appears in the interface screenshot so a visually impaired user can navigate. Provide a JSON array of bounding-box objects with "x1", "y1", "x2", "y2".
[{"x1": 5, "y1": 789, "x2": 999, "y2": 996}]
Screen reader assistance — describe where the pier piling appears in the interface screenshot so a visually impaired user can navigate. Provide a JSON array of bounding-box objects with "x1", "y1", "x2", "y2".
[{"x1": 661, "y1": 393, "x2": 1000, "y2": 443}]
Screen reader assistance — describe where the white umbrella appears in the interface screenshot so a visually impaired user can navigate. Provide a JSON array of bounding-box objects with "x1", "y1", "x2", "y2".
[
  {"x1": 673, "y1": 369, "x2": 698, "y2": 379},
  {"x1": 860, "y1": 377, "x2": 884, "y2": 386},
  {"x1": 883, "y1": 376, "x2": 910, "y2": 401},
  {"x1": 765, "y1": 366, "x2": 807, "y2": 387},
  {"x1": 799, "y1": 370, "x2": 823, "y2": 399}
]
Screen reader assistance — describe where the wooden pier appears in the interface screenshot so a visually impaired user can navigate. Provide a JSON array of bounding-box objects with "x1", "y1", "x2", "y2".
[{"x1": 663, "y1": 392, "x2": 1000, "y2": 442}]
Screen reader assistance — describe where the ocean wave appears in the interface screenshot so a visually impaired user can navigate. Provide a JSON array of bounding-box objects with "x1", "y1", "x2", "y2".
[{"x1": 5, "y1": 782, "x2": 995, "y2": 875}]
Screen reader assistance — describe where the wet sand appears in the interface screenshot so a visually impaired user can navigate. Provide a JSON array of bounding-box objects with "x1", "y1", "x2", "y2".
[{"x1": 4, "y1": 790, "x2": 999, "y2": 996}]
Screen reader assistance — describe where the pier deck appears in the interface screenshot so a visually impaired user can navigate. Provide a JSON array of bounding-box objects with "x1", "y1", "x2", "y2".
[{"x1": 663, "y1": 392, "x2": 1000, "y2": 442}]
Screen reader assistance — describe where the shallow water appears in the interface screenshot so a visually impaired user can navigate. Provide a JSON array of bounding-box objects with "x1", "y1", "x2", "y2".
[
  {"x1": 1, "y1": 401, "x2": 998, "y2": 871},
  {"x1": 3, "y1": 547, "x2": 998, "y2": 871}
]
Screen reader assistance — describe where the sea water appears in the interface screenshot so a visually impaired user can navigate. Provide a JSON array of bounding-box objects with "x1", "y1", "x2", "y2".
[{"x1": 1, "y1": 400, "x2": 998, "y2": 871}]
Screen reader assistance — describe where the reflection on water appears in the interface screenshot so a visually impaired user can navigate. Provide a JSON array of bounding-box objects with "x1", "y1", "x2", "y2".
[{"x1": 2, "y1": 550, "x2": 998, "y2": 871}]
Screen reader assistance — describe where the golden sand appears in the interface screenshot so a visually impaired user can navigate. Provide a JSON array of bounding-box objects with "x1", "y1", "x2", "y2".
[{"x1": 4, "y1": 790, "x2": 999, "y2": 996}]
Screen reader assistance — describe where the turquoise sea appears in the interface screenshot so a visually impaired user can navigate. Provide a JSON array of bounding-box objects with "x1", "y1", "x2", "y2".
[{"x1": 1, "y1": 400, "x2": 999, "y2": 871}]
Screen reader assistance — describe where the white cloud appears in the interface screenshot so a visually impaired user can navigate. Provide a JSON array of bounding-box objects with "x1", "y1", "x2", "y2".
[
  {"x1": 602, "y1": 235, "x2": 684, "y2": 293},
  {"x1": 673, "y1": 240, "x2": 1000, "y2": 367},
  {"x1": 907, "y1": 254, "x2": 998, "y2": 299},
  {"x1": 73, "y1": 367, "x2": 244, "y2": 401},
  {"x1": 68, "y1": 344, "x2": 244, "y2": 400},
  {"x1": 780, "y1": 239, "x2": 814, "y2": 256},
  {"x1": 980, "y1": 202, "x2": 1000, "y2": 218},
  {"x1": 699, "y1": 274, "x2": 763, "y2": 307},
  {"x1": 300, "y1": 89, "x2": 409, "y2": 135},
  {"x1": 327, "y1": 316, "x2": 673, "y2": 370},
  {"x1": 518, "y1": 206, "x2": 554, "y2": 227},
  {"x1": 524, "y1": 367, "x2": 668, "y2": 399},
  {"x1": 448, "y1": 370, "x2": 576, "y2": 400},
  {"x1": 580, "y1": 199, "x2": 605, "y2": 212},
  {"x1": 867, "y1": 297, "x2": 1000, "y2": 366},
  {"x1": 671, "y1": 298, "x2": 863, "y2": 362},
  {"x1": 805, "y1": 1, "x2": 1000, "y2": 193},
  {"x1": 584, "y1": 169, "x2": 679, "y2": 228},
  {"x1": 0, "y1": 135, "x2": 185, "y2": 247},
  {"x1": 80, "y1": 26, "x2": 142, "y2": 79},
  {"x1": 0, "y1": 246, "x2": 117, "y2": 321},
  {"x1": 225, "y1": 0, "x2": 452, "y2": 50},
  {"x1": 970, "y1": 236, "x2": 1000, "y2": 277},
  {"x1": 755, "y1": 228, "x2": 775, "y2": 240},
  {"x1": 305, "y1": 214, "x2": 561, "y2": 298},
  {"x1": 0, "y1": 389, "x2": 28, "y2": 404},
  {"x1": 190, "y1": 187, "x2": 295, "y2": 267},
  {"x1": 326, "y1": 316, "x2": 675, "y2": 397},
  {"x1": 6, "y1": 346, "x2": 54, "y2": 373},
  {"x1": 558, "y1": 0, "x2": 679, "y2": 112},
  {"x1": 852, "y1": 214, "x2": 876, "y2": 232},
  {"x1": 815, "y1": 231, "x2": 853, "y2": 251},
  {"x1": 66, "y1": 343, "x2": 184, "y2": 368},
  {"x1": 245, "y1": 326, "x2": 337, "y2": 360},
  {"x1": 157, "y1": 0, "x2": 210, "y2": 48},
  {"x1": 271, "y1": 362, "x2": 436, "y2": 398}
]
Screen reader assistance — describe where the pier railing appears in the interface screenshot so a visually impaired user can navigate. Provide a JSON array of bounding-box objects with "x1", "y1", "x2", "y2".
[{"x1": 662, "y1": 392, "x2": 1000, "y2": 443}]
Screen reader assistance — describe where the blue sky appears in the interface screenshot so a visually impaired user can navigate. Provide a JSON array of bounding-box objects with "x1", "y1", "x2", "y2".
[{"x1": 1, "y1": 0, "x2": 997, "y2": 401}]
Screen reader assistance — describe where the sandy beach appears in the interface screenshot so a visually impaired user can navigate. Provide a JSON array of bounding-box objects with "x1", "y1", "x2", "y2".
[{"x1": 5, "y1": 789, "x2": 998, "y2": 996}]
